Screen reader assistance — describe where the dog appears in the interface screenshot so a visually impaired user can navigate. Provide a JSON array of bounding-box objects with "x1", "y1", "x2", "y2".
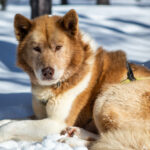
[{"x1": 0, "y1": 9, "x2": 150, "y2": 149}]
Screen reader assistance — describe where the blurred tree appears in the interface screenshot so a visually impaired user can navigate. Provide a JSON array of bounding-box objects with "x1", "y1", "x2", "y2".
[
  {"x1": 0, "y1": 0, "x2": 7, "y2": 10},
  {"x1": 61, "y1": 0, "x2": 68, "y2": 5},
  {"x1": 97, "y1": 0, "x2": 109, "y2": 5},
  {"x1": 30, "y1": 0, "x2": 52, "y2": 19}
]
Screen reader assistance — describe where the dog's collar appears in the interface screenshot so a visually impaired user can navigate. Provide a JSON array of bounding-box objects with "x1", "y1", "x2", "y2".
[
  {"x1": 41, "y1": 100, "x2": 48, "y2": 105},
  {"x1": 121, "y1": 62, "x2": 150, "y2": 84},
  {"x1": 54, "y1": 81, "x2": 61, "y2": 88}
]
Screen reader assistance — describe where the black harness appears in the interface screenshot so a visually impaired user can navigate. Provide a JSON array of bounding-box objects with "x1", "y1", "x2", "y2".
[{"x1": 126, "y1": 62, "x2": 136, "y2": 81}]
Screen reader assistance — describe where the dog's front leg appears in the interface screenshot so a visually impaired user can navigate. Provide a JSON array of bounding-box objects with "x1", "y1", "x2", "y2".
[{"x1": 0, "y1": 118, "x2": 66, "y2": 142}]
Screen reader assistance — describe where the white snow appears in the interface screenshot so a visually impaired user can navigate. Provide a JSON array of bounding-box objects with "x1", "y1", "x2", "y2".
[
  {"x1": 0, "y1": 0, "x2": 150, "y2": 149},
  {"x1": 0, "y1": 134, "x2": 88, "y2": 150}
]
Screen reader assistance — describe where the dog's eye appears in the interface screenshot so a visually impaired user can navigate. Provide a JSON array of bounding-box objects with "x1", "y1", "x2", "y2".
[
  {"x1": 55, "y1": 45, "x2": 62, "y2": 51},
  {"x1": 33, "y1": 46, "x2": 41, "y2": 53}
]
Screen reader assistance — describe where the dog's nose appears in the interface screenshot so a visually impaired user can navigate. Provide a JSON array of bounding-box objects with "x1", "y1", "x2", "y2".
[{"x1": 42, "y1": 67, "x2": 54, "y2": 80}]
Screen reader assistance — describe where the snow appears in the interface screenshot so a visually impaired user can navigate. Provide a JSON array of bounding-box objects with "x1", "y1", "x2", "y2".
[
  {"x1": 0, "y1": 134, "x2": 88, "y2": 150},
  {"x1": 0, "y1": 0, "x2": 150, "y2": 149}
]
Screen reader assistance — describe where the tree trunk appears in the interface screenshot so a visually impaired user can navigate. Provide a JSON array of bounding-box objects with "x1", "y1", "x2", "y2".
[
  {"x1": 61, "y1": 0, "x2": 68, "y2": 5},
  {"x1": 0, "y1": 0, "x2": 7, "y2": 10},
  {"x1": 39, "y1": 0, "x2": 52, "y2": 16},
  {"x1": 97, "y1": 0, "x2": 109, "y2": 5},
  {"x1": 30, "y1": 0, "x2": 52, "y2": 19},
  {"x1": 30, "y1": 0, "x2": 39, "y2": 19}
]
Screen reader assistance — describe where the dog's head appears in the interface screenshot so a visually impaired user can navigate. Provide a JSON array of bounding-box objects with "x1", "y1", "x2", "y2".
[{"x1": 14, "y1": 10, "x2": 87, "y2": 86}]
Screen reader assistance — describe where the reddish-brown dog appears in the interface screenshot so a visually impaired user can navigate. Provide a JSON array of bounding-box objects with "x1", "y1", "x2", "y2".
[{"x1": 0, "y1": 9, "x2": 150, "y2": 149}]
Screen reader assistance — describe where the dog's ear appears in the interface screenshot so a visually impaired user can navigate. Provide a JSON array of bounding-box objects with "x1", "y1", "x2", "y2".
[
  {"x1": 14, "y1": 14, "x2": 32, "y2": 41},
  {"x1": 60, "y1": 9, "x2": 78, "y2": 36}
]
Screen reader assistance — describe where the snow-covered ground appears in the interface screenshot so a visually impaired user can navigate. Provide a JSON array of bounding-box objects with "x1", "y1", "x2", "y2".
[
  {"x1": 0, "y1": 134, "x2": 88, "y2": 150},
  {"x1": 0, "y1": 0, "x2": 150, "y2": 149}
]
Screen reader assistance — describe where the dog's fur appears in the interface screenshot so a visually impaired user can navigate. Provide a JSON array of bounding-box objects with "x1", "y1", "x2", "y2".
[
  {"x1": 90, "y1": 80, "x2": 150, "y2": 150},
  {"x1": 0, "y1": 9, "x2": 150, "y2": 149}
]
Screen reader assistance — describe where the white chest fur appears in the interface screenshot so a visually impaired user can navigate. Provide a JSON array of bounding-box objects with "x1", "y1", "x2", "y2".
[{"x1": 46, "y1": 71, "x2": 92, "y2": 122}]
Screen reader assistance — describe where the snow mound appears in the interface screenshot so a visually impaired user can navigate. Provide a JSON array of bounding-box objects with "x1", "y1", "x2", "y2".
[{"x1": 0, "y1": 134, "x2": 88, "y2": 150}]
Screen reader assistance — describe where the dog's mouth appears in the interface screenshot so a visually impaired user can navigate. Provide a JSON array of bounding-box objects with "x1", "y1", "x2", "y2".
[{"x1": 39, "y1": 78, "x2": 60, "y2": 86}]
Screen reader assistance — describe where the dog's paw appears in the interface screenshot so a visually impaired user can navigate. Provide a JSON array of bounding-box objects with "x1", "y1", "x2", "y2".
[
  {"x1": 60, "y1": 126, "x2": 99, "y2": 141},
  {"x1": 58, "y1": 136, "x2": 89, "y2": 147},
  {"x1": 0, "y1": 120, "x2": 16, "y2": 142},
  {"x1": 60, "y1": 126, "x2": 80, "y2": 137},
  {"x1": 0, "y1": 120, "x2": 12, "y2": 127},
  {"x1": 0, "y1": 129, "x2": 11, "y2": 142}
]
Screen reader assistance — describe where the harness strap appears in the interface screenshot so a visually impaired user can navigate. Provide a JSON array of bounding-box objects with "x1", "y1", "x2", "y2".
[
  {"x1": 126, "y1": 62, "x2": 136, "y2": 81},
  {"x1": 121, "y1": 62, "x2": 150, "y2": 84}
]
